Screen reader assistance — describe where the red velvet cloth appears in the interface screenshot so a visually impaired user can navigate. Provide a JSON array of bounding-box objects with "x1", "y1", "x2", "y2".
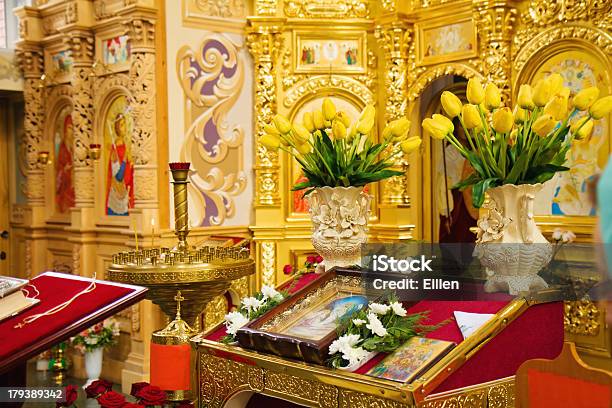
[{"x1": 0, "y1": 273, "x2": 133, "y2": 362}]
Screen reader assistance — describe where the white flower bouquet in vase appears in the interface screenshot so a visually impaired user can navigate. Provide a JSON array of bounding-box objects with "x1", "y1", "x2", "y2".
[
  {"x1": 260, "y1": 98, "x2": 421, "y2": 270},
  {"x1": 422, "y1": 75, "x2": 611, "y2": 294},
  {"x1": 71, "y1": 318, "x2": 120, "y2": 388}
]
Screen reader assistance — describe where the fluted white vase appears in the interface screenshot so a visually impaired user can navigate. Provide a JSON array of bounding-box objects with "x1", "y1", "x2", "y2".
[
  {"x1": 307, "y1": 186, "x2": 371, "y2": 270},
  {"x1": 83, "y1": 348, "x2": 103, "y2": 389},
  {"x1": 473, "y1": 184, "x2": 553, "y2": 295}
]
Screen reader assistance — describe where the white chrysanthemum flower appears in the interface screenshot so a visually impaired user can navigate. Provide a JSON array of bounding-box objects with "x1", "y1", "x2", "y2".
[
  {"x1": 369, "y1": 302, "x2": 390, "y2": 315},
  {"x1": 366, "y1": 312, "x2": 388, "y2": 337},
  {"x1": 261, "y1": 285, "x2": 283, "y2": 302},
  {"x1": 329, "y1": 334, "x2": 361, "y2": 355},
  {"x1": 390, "y1": 302, "x2": 407, "y2": 317},
  {"x1": 343, "y1": 345, "x2": 370, "y2": 367},
  {"x1": 241, "y1": 297, "x2": 264, "y2": 315},
  {"x1": 352, "y1": 318, "x2": 367, "y2": 326},
  {"x1": 224, "y1": 311, "x2": 249, "y2": 335},
  {"x1": 552, "y1": 228, "x2": 563, "y2": 241}
]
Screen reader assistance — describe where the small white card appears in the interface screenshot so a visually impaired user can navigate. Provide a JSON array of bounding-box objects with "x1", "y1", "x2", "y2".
[{"x1": 454, "y1": 311, "x2": 494, "y2": 339}]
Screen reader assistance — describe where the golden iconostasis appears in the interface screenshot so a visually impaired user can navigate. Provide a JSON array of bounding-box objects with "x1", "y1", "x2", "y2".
[{"x1": 4, "y1": 0, "x2": 611, "y2": 386}]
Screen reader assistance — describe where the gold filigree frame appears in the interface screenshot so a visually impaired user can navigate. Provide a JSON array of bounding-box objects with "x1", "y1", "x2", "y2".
[
  {"x1": 292, "y1": 30, "x2": 367, "y2": 74},
  {"x1": 415, "y1": 14, "x2": 478, "y2": 67}
]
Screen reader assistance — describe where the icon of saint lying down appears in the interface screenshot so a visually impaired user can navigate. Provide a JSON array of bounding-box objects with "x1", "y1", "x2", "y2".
[{"x1": 283, "y1": 295, "x2": 368, "y2": 341}]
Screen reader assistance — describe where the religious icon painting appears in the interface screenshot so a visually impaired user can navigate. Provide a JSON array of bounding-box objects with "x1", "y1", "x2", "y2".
[
  {"x1": 54, "y1": 105, "x2": 75, "y2": 214},
  {"x1": 103, "y1": 95, "x2": 134, "y2": 216},
  {"x1": 51, "y1": 50, "x2": 73, "y2": 76},
  {"x1": 416, "y1": 17, "x2": 477, "y2": 66},
  {"x1": 294, "y1": 32, "x2": 366, "y2": 73},
  {"x1": 102, "y1": 35, "x2": 131, "y2": 67}
]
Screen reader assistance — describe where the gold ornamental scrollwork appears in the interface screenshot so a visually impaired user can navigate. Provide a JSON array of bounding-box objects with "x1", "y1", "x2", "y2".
[
  {"x1": 283, "y1": 75, "x2": 375, "y2": 109},
  {"x1": 513, "y1": 25, "x2": 612, "y2": 81},
  {"x1": 474, "y1": 1, "x2": 516, "y2": 104},
  {"x1": 260, "y1": 241, "x2": 276, "y2": 287},
  {"x1": 176, "y1": 34, "x2": 247, "y2": 225},
  {"x1": 564, "y1": 300, "x2": 601, "y2": 336},
  {"x1": 284, "y1": 0, "x2": 369, "y2": 19},
  {"x1": 247, "y1": 25, "x2": 283, "y2": 206},
  {"x1": 255, "y1": 0, "x2": 278, "y2": 15}
]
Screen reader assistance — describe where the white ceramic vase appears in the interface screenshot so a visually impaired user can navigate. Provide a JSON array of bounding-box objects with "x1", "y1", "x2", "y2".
[
  {"x1": 83, "y1": 348, "x2": 103, "y2": 389},
  {"x1": 473, "y1": 184, "x2": 553, "y2": 295},
  {"x1": 307, "y1": 186, "x2": 371, "y2": 270}
]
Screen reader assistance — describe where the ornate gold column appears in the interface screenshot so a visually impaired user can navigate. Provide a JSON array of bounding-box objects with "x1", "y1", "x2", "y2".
[
  {"x1": 474, "y1": 0, "x2": 517, "y2": 104},
  {"x1": 247, "y1": 22, "x2": 283, "y2": 208},
  {"x1": 373, "y1": 19, "x2": 415, "y2": 240},
  {"x1": 122, "y1": 6, "x2": 159, "y2": 210},
  {"x1": 64, "y1": 26, "x2": 96, "y2": 277},
  {"x1": 247, "y1": 19, "x2": 284, "y2": 288}
]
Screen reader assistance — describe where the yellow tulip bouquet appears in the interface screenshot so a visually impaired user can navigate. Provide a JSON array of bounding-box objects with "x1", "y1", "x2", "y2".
[
  {"x1": 259, "y1": 98, "x2": 421, "y2": 194},
  {"x1": 423, "y1": 75, "x2": 612, "y2": 208}
]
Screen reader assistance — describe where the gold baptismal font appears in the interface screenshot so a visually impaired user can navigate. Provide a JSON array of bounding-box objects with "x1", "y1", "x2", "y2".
[{"x1": 107, "y1": 162, "x2": 255, "y2": 332}]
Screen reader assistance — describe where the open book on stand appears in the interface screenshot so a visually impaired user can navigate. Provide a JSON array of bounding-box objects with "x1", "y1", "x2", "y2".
[{"x1": 0, "y1": 276, "x2": 40, "y2": 322}]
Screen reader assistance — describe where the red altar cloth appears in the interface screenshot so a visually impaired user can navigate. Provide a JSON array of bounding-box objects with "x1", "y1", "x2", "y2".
[
  {"x1": 205, "y1": 272, "x2": 563, "y2": 395},
  {"x1": 0, "y1": 272, "x2": 146, "y2": 374}
]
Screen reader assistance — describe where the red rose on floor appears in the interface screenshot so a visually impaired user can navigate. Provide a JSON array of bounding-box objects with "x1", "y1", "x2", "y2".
[
  {"x1": 283, "y1": 264, "x2": 293, "y2": 275},
  {"x1": 97, "y1": 390, "x2": 126, "y2": 408},
  {"x1": 85, "y1": 379, "x2": 113, "y2": 398},
  {"x1": 315, "y1": 255, "x2": 323, "y2": 264},
  {"x1": 135, "y1": 385, "x2": 167, "y2": 406},
  {"x1": 56, "y1": 384, "x2": 78, "y2": 407},
  {"x1": 130, "y1": 382, "x2": 150, "y2": 398},
  {"x1": 306, "y1": 255, "x2": 316, "y2": 264}
]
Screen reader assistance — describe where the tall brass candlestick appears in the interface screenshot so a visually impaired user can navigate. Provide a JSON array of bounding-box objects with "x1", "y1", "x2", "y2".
[{"x1": 169, "y1": 162, "x2": 190, "y2": 252}]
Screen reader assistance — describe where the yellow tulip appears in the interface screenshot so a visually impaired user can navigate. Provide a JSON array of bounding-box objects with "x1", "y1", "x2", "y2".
[
  {"x1": 509, "y1": 129, "x2": 518, "y2": 146},
  {"x1": 400, "y1": 136, "x2": 422, "y2": 154},
  {"x1": 432, "y1": 114, "x2": 454, "y2": 134},
  {"x1": 570, "y1": 116, "x2": 593, "y2": 140},
  {"x1": 264, "y1": 123, "x2": 280, "y2": 135},
  {"x1": 532, "y1": 114, "x2": 556, "y2": 137},
  {"x1": 548, "y1": 73, "x2": 564, "y2": 96},
  {"x1": 357, "y1": 117, "x2": 374, "y2": 134},
  {"x1": 492, "y1": 107, "x2": 513, "y2": 133},
  {"x1": 532, "y1": 78, "x2": 551, "y2": 107},
  {"x1": 544, "y1": 93, "x2": 568, "y2": 121},
  {"x1": 302, "y1": 112, "x2": 315, "y2": 132},
  {"x1": 573, "y1": 86, "x2": 600, "y2": 110},
  {"x1": 324, "y1": 119, "x2": 332, "y2": 128},
  {"x1": 348, "y1": 125, "x2": 358, "y2": 140},
  {"x1": 422, "y1": 118, "x2": 448, "y2": 140},
  {"x1": 517, "y1": 84, "x2": 535, "y2": 110},
  {"x1": 292, "y1": 123, "x2": 310, "y2": 144},
  {"x1": 336, "y1": 111, "x2": 351, "y2": 127},
  {"x1": 295, "y1": 142, "x2": 311, "y2": 155},
  {"x1": 332, "y1": 119, "x2": 347, "y2": 139},
  {"x1": 273, "y1": 114, "x2": 292, "y2": 134},
  {"x1": 382, "y1": 124, "x2": 393, "y2": 140},
  {"x1": 313, "y1": 110, "x2": 325, "y2": 129},
  {"x1": 467, "y1": 78, "x2": 485, "y2": 105},
  {"x1": 513, "y1": 105, "x2": 527, "y2": 124},
  {"x1": 441, "y1": 91, "x2": 462, "y2": 117},
  {"x1": 322, "y1": 98, "x2": 336, "y2": 121},
  {"x1": 388, "y1": 117, "x2": 411, "y2": 137},
  {"x1": 260, "y1": 133, "x2": 281, "y2": 150},
  {"x1": 577, "y1": 119, "x2": 594, "y2": 141},
  {"x1": 589, "y1": 95, "x2": 612, "y2": 119},
  {"x1": 485, "y1": 83, "x2": 502, "y2": 110},
  {"x1": 359, "y1": 104, "x2": 375, "y2": 122},
  {"x1": 462, "y1": 104, "x2": 481, "y2": 129}
]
